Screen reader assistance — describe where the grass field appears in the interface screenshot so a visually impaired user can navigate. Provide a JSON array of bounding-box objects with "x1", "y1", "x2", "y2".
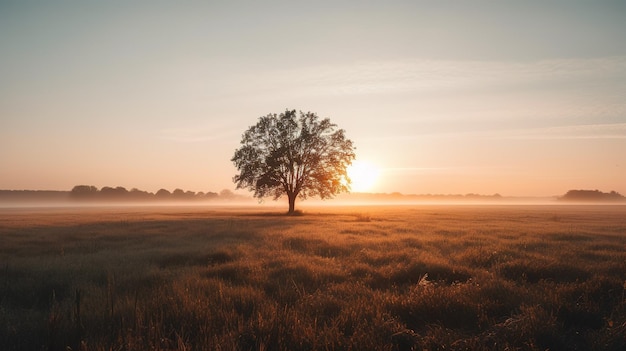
[{"x1": 1, "y1": 204, "x2": 625, "y2": 350}]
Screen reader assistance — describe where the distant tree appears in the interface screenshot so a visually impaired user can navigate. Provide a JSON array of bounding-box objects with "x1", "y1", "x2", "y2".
[
  {"x1": 100, "y1": 186, "x2": 128, "y2": 198},
  {"x1": 219, "y1": 189, "x2": 235, "y2": 199},
  {"x1": 155, "y1": 189, "x2": 171, "y2": 198},
  {"x1": 205, "y1": 191, "x2": 219, "y2": 199},
  {"x1": 172, "y1": 188, "x2": 186, "y2": 198},
  {"x1": 129, "y1": 188, "x2": 151, "y2": 200},
  {"x1": 70, "y1": 185, "x2": 99, "y2": 199},
  {"x1": 560, "y1": 189, "x2": 625, "y2": 202},
  {"x1": 232, "y1": 109, "x2": 355, "y2": 214},
  {"x1": 99, "y1": 186, "x2": 115, "y2": 197}
]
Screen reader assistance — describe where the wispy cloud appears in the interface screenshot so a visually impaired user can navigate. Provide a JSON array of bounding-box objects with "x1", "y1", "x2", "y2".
[
  {"x1": 381, "y1": 167, "x2": 453, "y2": 173},
  {"x1": 365, "y1": 123, "x2": 626, "y2": 142},
  {"x1": 158, "y1": 125, "x2": 240, "y2": 143},
  {"x1": 501, "y1": 123, "x2": 626, "y2": 140},
  {"x1": 381, "y1": 166, "x2": 517, "y2": 176},
  {"x1": 231, "y1": 56, "x2": 626, "y2": 99}
]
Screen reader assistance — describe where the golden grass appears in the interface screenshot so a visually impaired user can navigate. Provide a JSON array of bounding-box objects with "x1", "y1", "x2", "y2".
[{"x1": 1, "y1": 204, "x2": 625, "y2": 350}]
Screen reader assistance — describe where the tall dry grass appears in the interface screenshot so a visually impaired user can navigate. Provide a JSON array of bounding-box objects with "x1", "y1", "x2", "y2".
[{"x1": 0, "y1": 205, "x2": 625, "y2": 350}]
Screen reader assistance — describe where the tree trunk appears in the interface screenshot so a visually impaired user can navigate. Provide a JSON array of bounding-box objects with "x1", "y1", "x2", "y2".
[{"x1": 287, "y1": 192, "x2": 297, "y2": 214}]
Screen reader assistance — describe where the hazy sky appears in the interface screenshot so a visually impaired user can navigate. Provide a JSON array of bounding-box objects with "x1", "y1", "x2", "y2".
[{"x1": 2, "y1": 0, "x2": 625, "y2": 196}]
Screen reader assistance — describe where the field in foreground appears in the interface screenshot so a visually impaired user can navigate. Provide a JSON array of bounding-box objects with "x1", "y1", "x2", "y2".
[{"x1": 1, "y1": 205, "x2": 625, "y2": 351}]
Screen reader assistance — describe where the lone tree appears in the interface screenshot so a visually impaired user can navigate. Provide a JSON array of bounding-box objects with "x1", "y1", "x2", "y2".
[{"x1": 232, "y1": 109, "x2": 355, "y2": 214}]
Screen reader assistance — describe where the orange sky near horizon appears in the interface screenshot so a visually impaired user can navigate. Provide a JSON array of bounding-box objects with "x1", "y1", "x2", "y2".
[{"x1": 1, "y1": 1, "x2": 625, "y2": 197}]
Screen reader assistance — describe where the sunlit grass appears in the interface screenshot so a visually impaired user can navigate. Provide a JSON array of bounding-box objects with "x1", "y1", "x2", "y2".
[{"x1": 1, "y1": 205, "x2": 625, "y2": 350}]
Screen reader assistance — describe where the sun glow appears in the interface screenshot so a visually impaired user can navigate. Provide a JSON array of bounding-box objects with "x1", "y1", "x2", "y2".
[{"x1": 347, "y1": 160, "x2": 380, "y2": 192}]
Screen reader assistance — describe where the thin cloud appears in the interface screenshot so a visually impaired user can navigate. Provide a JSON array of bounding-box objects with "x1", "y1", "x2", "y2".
[
  {"x1": 381, "y1": 166, "x2": 511, "y2": 176},
  {"x1": 229, "y1": 56, "x2": 626, "y2": 99},
  {"x1": 364, "y1": 123, "x2": 626, "y2": 142},
  {"x1": 501, "y1": 123, "x2": 626, "y2": 140},
  {"x1": 158, "y1": 125, "x2": 239, "y2": 143},
  {"x1": 382, "y1": 167, "x2": 453, "y2": 173}
]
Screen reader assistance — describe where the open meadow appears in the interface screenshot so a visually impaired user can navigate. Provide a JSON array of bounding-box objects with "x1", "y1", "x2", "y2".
[{"x1": 1, "y1": 204, "x2": 625, "y2": 351}]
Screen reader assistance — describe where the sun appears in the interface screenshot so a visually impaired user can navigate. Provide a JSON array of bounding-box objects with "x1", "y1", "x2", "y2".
[{"x1": 347, "y1": 160, "x2": 380, "y2": 192}]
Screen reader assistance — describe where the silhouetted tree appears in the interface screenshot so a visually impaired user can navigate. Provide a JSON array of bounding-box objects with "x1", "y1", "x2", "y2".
[
  {"x1": 155, "y1": 189, "x2": 171, "y2": 199},
  {"x1": 129, "y1": 188, "x2": 151, "y2": 200},
  {"x1": 172, "y1": 188, "x2": 186, "y2": 198},
  {"x1": 100, "y1": 186, "x2": 128, "y2": 198},
  {"x1": 560, "y1": 189, "x2": 625, "y2": 202},
  {"x1": 204, "y1": 191, "x2": 219, "y2": 199},
  {"x1": 219, "y1": 189, "x2": 235, "y2": 199},
  {"x1": 70, "y1": 185, "x2": 99, "y2": 199},
  {"x1": 99, "y1": 186, "x2": 115, "y2": 197},
  {"x1": 232, "y1": 109, "x2": 355, "y2": 214}
]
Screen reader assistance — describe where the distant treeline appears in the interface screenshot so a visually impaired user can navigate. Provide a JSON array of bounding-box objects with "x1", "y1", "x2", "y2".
[
  {"x1": 1, "y1": 187, "x2": 509, "y2": 204},
  {"x1": 559, "y1": 189, "x2": 626, "y2": 202},
  {"x1": 0, "y1": 186, "x2": 248, "y2": 203},
  {"x1": 0, "y1": 190, "x2": 69, "y2": 203}
]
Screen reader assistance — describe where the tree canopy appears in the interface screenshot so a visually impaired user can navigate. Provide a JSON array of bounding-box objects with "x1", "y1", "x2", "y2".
[{"x1": 232, "y1": 109, "x2": 355, "y2": 214}]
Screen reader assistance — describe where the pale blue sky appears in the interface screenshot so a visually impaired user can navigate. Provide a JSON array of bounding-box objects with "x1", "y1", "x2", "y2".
[{"x1": 1, "y1": 0, "x2": 625, "y2": 196}]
